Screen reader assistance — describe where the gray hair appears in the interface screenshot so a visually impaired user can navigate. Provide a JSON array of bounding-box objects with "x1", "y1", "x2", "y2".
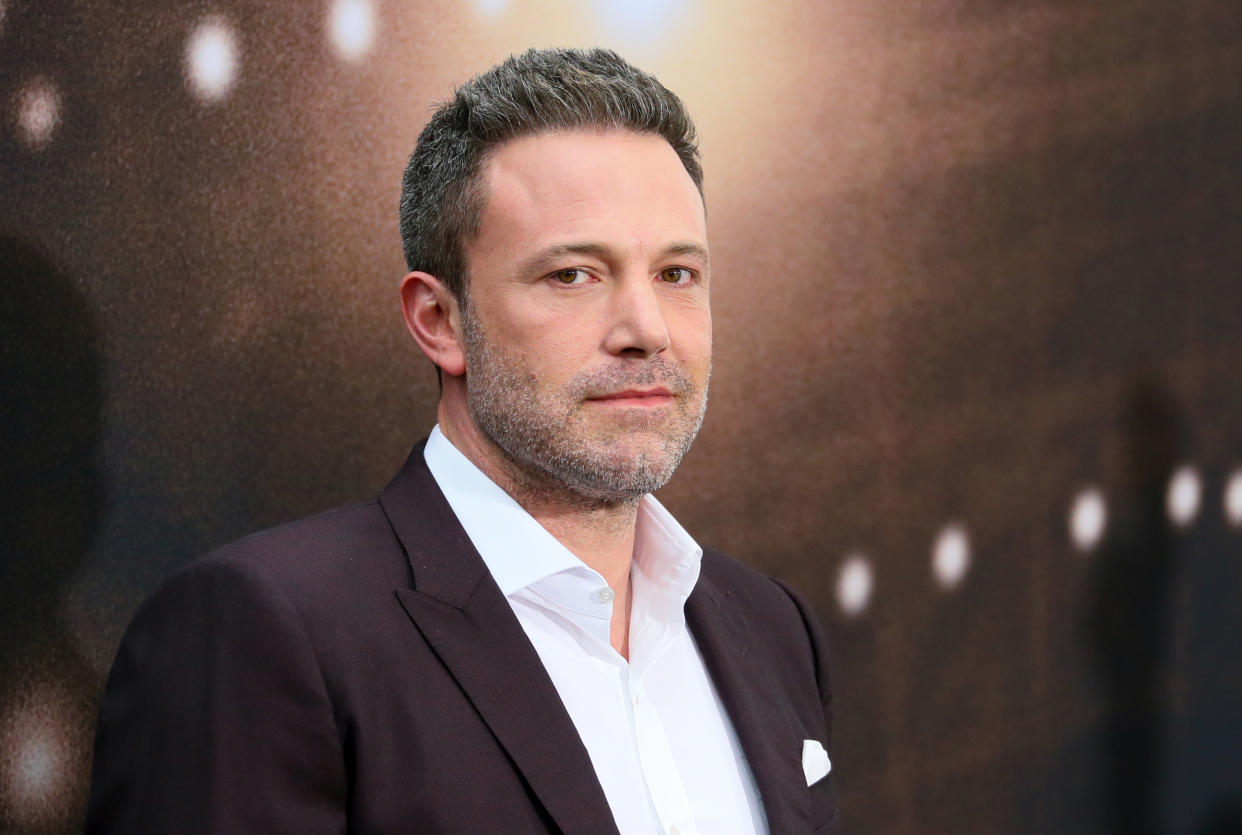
[{"x1": 398, "y1": 47, "x2": 703, "y2": 302}]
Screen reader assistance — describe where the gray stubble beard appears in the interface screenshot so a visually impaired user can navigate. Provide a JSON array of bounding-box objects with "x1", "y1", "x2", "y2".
[{"x1": 460, "y1": 307, "x2": 709, "y2": 505}]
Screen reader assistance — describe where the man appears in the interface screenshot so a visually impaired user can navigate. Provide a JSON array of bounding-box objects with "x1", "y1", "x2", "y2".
[{"x1": 87, "y1": 48, "x2": 839, "y2": 834}]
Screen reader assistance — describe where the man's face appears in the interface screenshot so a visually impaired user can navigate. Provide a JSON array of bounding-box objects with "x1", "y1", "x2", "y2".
[{"x1": 459, "y1": 130, "x2": 712, "y2": 502}]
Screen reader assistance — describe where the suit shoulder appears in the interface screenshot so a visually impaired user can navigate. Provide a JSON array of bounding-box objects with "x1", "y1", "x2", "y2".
[
  {"x1": 140, "y1": 500, "x2": 409, "y2": 629},
  {"x1": 201, "y1": 500, "x2": 405, "y2": 585},
  {"x1": 207, "y1": 500, "x2": 390, "y2": 562},
  {"x1": 113, "y1": 499, "x2": 415, "y2": 701}
]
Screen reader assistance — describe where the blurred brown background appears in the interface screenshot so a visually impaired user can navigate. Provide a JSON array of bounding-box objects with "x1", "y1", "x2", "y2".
[{"x1": 2, "y1": 0, "x2": 1241, "y2": 832}]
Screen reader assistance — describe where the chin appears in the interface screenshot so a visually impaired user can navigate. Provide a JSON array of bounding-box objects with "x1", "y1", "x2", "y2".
[{"x1": 566, "y1": 446, "x2": 685, "y2": 500}]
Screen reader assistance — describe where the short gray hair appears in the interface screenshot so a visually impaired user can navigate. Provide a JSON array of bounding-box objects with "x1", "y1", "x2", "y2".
[{"x1": 398, "y1": 47, "x2": 703, "y2": 302}]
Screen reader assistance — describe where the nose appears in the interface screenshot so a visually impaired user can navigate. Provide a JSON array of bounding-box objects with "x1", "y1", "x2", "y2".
[{"x1": 603, "y1": 275, "x2": 670, "y2": 358}]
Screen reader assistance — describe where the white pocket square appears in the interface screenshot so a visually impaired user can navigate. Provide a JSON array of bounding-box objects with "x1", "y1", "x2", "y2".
[{"x1": 802, "y1": 739, "x2": 832, "y2": 786}]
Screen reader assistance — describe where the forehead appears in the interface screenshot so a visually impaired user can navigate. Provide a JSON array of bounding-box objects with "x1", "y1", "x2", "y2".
[{"x1": 471, "y1": 130, "x2": 707, "y2": 255}]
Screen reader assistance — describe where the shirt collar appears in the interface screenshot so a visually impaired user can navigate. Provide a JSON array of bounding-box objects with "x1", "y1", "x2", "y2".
[
  {"x1": 422, "y1": 425, "x2": 703, "y2": 605},
  {"x1": 424, "y1": 425, "x2": 581, "y2": 597}
]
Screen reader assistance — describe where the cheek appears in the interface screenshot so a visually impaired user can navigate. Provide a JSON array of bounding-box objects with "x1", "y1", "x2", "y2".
[
  {"x1": 506, "y1": 323, "x2": 594, "y2": 384},
  {"x1": 671, "y1": 309, "x2": 713, "y2": 365}
]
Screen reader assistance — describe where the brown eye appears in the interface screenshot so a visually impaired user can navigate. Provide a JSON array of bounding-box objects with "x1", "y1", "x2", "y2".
[
  {"x1": 659, "y1": 267, "x2": 693, "y2": 285},
  {"x1": 551, "y1": 269, "x2": 588, "y2": 285}
]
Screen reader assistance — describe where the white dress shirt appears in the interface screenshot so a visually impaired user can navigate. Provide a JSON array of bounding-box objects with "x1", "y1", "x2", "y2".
[{"x1": 424, "y1": 426, "x2": 768, "y2": 835}]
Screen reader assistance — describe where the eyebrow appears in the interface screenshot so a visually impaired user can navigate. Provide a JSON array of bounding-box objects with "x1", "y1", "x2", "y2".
[
  {"x1": 662, "y1": 241, "x2": 711, "y2": 268},
  {"x1": 518, "y1": 240, "x2": 710, "y2": 277}
]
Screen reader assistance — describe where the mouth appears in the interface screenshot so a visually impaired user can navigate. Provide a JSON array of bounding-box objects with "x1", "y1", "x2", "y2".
[{"x1": 586, "y1": 387, "x2": 676, "y2": 407}]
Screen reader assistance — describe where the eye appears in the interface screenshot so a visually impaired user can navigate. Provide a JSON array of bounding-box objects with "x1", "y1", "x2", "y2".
[
  {"x1": 548, "y1": 268, "x2": 592, "y2": 286},
  {"x1": 658, "y1": 266, "x2": 695, "y2": 285}
]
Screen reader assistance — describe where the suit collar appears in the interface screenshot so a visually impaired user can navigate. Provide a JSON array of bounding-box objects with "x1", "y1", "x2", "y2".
[
  {"x1": 378, "y1": 443, "x2": 620, "y2": 835},
  {"x1": 687, "y1": 565, "x2": 816, "y2": 834}
]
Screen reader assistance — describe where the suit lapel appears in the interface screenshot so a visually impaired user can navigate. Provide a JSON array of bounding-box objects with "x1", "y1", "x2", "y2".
[
  {"x1": 686, "y1": 570, "x2": 814, "y2": 834},
  {"x1": 379, "y1": 444, "x2": 619, "y2": 835}
]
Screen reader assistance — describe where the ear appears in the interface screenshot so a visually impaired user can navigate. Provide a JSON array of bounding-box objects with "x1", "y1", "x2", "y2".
[{"x1": 400, "y1": 271, "x2": 466, "y2": 377}]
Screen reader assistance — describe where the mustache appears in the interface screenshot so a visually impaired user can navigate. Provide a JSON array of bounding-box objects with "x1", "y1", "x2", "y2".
[{"x1": 568, "y1": 357, "x2": 695, "y2": 400}]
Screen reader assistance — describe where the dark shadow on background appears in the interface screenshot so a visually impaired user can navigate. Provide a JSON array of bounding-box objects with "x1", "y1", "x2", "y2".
[
  {"x1": 1087, "y1": 378, "x2": 1181, "y2": 835},
  {"x1": 0, "y1": 236, "x2": 106, "y2": 833},
  {"x1": 1200, "y1": 803, "x2": 1242, "y2": 835}
]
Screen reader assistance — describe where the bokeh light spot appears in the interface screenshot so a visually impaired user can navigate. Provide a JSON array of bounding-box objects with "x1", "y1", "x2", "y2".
[
  {"x1": 15, "y1": 78, "x2": 62, "y2": 150},
  {"x1": 591, "y1": 0, "x2": 686, "y2": 37},
  {"x1": 472, "y1": 0, "x2": 510, "y2": 18},
  {"x1": 836, "y1": 553, "x2": 874, "y2": 617},
  {"x1": 1166, "y1": 464, "x2": 1202, "y2": 529},
  {"x1": 1070, "y1": 486, "x2": 1107, "y2": 553},
  {"x1": 932, "y1": 522, "x2": 971, "y2": 590},
  {"x1": 1224, "y1": 468, "x2": 1242, "y2": 528},
  {"x1": 13, "y1": 731, "x2": 59, "y2": 802},
  {"x1": 1, "y1": 700, "x2": 74, "y2": 829},
  {"x1": 329, "y1": 0, "x2": 375, "y2": 61},
  {"x1": 186, "y1": 16, "x2": 239, "y2": 103}
]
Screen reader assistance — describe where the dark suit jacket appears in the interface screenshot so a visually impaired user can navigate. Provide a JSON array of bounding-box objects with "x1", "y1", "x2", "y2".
[{"x1": 86, "y1": 442, "x2": 840, "y2": 833}]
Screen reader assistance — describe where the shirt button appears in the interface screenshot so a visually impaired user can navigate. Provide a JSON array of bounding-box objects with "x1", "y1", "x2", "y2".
[{"x1": 595, "y1": 587, "x2": 615, "y2": 604}]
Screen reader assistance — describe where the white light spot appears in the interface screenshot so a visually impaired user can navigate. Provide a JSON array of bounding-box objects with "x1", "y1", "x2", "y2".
[
  {"x1": 932, "y1": 522, "x2": 971, "y2": 590},
  {"x1": 1, "y1": 701, "x2": 72, "y2": 827},
  {"x1": 0, "y1": 0, "x2": 8, "y2": 36},
  {"x1": 472, "y1": 0, "x2": 509, "y2": 18},
  {"x1": 836, "y1": 553, "x2": 873, "y2": 617},
  {"x1": 15, "y1": 78, "x2": 62, "y2": 150},
  {"x1": 329, "y1": 0, "x2": 374, "y2": 61},
  {"x1": 13, "y1": 730, "x2": 60, "y2": 802},
  {"x1": 592, "y1": 0, "x2": 686, "y2": 36},
  {"x1": 186, "y1": 16, "x2": 239, "y2": 103},
  {"x1": 1224, "y1": 468, "x2": 1242, "y2": 528},
  {"x1": 1070, "y1": 486, "x2": 1108, "y2": 553},
  {"x1": 1166, "y1": 464, "x2": 1202, "y2": 529}
]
